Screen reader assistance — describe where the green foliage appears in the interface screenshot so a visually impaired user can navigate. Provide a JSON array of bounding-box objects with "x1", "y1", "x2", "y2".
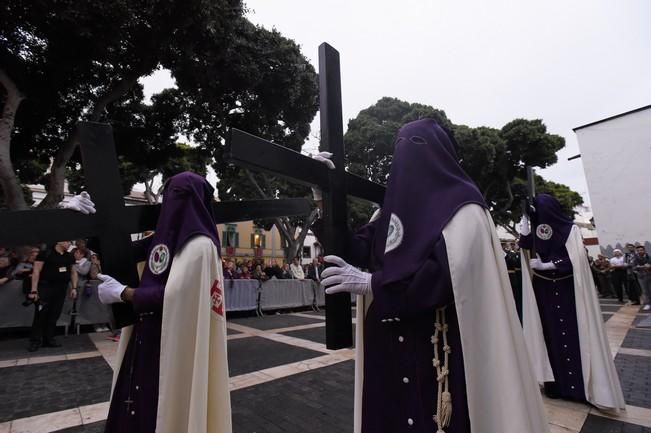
[
  {"x1": 346, "y1": 97, "x2": 451, "y2": 184},
  {"x1": 536, "y1": 176, "x2": 584, "y2": 218},
  {"x1": 344, "y1": 97, "x2": 582, "y2": 229},
  {"x1": 2, "y1": 0, "x2": 244, "y2": 187}
]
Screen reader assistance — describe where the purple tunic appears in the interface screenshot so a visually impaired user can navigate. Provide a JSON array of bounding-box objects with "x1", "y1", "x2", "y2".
[
  {"x1": 105, "y1": 172, "x2": 220, "y2": 433},
  {"x1": 520, "y1": 193, "x2": 587, "y2": 402},
  {"x1": 351, "y1": 224, "x2": 470, "y2": 433},
  {"x1": 344, "y1": 119, "x2": 484, "y2": 433}
]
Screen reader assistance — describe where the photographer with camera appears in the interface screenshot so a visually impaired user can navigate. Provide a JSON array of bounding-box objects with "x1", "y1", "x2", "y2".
[{"x1": 28, "y1": 241, "x2": 78, "y2": 352}]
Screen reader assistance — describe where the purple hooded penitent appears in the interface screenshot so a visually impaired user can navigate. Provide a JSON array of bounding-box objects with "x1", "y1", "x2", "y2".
[
  {"x1": 350, "y1": 119, "x2": 487, "y2": 433},
  {"x1": 520, "y1": 193, "x2": 587, "y2": 402},
  {"x1": 370, "y1": 118, "x2": 486, "y2": 289},
  {"x1": 105, "y1": 171, "x2": 220, "y2": 433},
  {"x1": 529, "y1": 193, "x2": 573, "y2": 259}
]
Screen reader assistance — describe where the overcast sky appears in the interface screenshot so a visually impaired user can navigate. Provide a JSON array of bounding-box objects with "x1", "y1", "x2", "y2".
[{"x1": 142, "y1": 0, "x2": 651, "y2": 205}]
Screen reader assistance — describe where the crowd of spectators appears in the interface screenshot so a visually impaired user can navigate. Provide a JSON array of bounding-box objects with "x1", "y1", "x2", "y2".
[
  {"x1": 589, "y1": 243, "x2": 651, "y2": 310},
  {"x1": 222, "y1": 256, "x2": 324, "y2": 283},
  {"x1": 0, "y1": 241, "x2": 102, "y2": 294}
]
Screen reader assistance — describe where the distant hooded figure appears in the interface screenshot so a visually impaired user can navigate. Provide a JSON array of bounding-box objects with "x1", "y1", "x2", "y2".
[
  {"x1": 321, "y1": 119, "x2": 549, "y2": 433},
  {"x1": 98, "y1": 172, "x2": 232, "y2": 433},
  {"x1": 519, "y1": 193, "x2": 625, "y2": 410}
]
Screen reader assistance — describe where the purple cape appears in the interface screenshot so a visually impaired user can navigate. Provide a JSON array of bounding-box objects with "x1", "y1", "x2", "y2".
[
  {"x1": 371, "y1": 119, "x2": 486, "y2": 288},
  {"x1": 530, "y1": 193, "x2": 573, "y2": 259}
]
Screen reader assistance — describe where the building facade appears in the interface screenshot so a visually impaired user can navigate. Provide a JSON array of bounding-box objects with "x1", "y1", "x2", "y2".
[{"x1": 574, "y1": 105, "x2": 651, "y2": 254}]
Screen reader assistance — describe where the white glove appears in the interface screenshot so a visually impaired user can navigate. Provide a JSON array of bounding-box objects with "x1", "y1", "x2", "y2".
[
  {"x1": 519, "y1": 215, "x2": 530, "y2": 236},
  {"x1": 530, "y1": 254, "x2": 556, "y2": 271},
  {"x1": 321, "y1": 255, "x2": 372, "y2": 296},
  {"x1": 97, "y1": 273, "x2": 127, "y2": 304},
  {"x1": 312, "y1": 151, "x2": 335, "y2": 170},
  {"x1": 60, "y1": 192, "x2": 96, "y2": 215},
  {"x1": 311, "y1": 152, "x2": 335, "y2": 201}
]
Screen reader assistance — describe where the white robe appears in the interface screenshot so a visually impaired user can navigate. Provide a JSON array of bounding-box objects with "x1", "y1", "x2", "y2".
[
  {"x1": 520, "y1": 251, "x2": 555, "y2": 383},
  {"x1": 354, "y1": 204, "x2": 549, "y2": 433},
  {"x1": 523, "y1": 225, "x2": 626, "y2": 411},
  {"x1": 112, "y1": 235, "x2": 232, "y2": 433}
]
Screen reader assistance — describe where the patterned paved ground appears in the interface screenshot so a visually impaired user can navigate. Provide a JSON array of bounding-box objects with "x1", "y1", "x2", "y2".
[{"x1": 0, "y1": 298, "x2": 649, "y2": 433}]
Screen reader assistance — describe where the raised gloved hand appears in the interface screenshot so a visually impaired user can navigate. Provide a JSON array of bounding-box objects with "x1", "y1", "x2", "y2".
[
  {"x1": 530, "y1": 254, "x2": 556, "y2": 271},
  {"x1": 311, "y1": 152, "x2": 335, "y2": 201},
  {"x1": 519, "y1": 215, "x2": 531, "y2": 236},
  {"x1": 321, "y1": 255, "x2": 372, "y2": 296},
  {"x1": 60, "y1": 192, "x2": 96, "y2": 215},
  {"x1": 97, "y1": 274, "x2": 127, "y2": 304}
]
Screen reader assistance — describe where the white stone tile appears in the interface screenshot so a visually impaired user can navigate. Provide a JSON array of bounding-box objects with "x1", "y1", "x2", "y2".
[
  {"x1": 27, "y1": 354, "x2": 68, "y2": 365},
  {"x1": 266, "y1": 322, "x2": 325, "y2": 334},
  {"x1": 79, "y1": 401, "x2": 110, "y2": 425},
  {"x1": 545, "y1": 401, "x2": 589, "y2": 431},
  {"x1": 592, "y1": 405, "x2": 651, "y2": 428},
  {"x1": 617, "y1": 347, "x2": 651, "y2": 358},
  {"x1": 0, "y1": 421, "x2": 10, "y2": 433},
  {"x1": 66, "y1": 351, "x2": 101, "y2": 361},
  {"x1": 548, "y1": 424, "x2": 578, "y2": 433},
  {"x1": 9, "y1": 407, "x2": 82, "y2": 433},
  {"x1": 0, "y1": 359, "x2": 18, "y2": 369}
]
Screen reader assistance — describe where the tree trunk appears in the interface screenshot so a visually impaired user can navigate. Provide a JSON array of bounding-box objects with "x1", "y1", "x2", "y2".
[
  {"x1": 39, "y1": 73, "x2": 142, "y2": 209},
  {"x1": 0, "y1": 68, "x2": 28, "y2": 210},
  {"x1": 244, "y1": 169, "x2": 318, "y2": 263},
  {"x1": 284, "y1": 208, "x2": 319, "y2": 262}
]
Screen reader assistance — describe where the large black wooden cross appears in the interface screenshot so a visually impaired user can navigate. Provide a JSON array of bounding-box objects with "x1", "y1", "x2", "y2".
[
  {"x1": 226, "y1": 43, "x2": 387, "y2": 349},
  {"x1": 0, "y1": 122, "x2": 312, "y2": 328}
]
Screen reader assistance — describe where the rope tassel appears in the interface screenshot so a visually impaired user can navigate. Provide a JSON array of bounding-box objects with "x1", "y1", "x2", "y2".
[
  {"x1": 432, "y1": 307, "x2": 452, "y2": 433},
  {"x1": 440, "y1": 391, "x2": 452, "y2": 427}
]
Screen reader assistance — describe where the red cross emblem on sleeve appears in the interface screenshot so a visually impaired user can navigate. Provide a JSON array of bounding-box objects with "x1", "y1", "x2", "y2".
[{"x1": 211, "y1": 280, "x2": 224, "y2": 316}]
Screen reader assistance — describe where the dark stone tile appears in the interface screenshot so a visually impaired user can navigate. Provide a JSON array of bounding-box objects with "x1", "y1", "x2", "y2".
[
  {"x1": 615, "y1": 353, "x2": 651, "y2": 409},
  {"x1": 622, "y1": 329, "x2": 651, "y2": 350},
  {"x1": 229, "y1": 314, "x2": 325, "y2": 331},
  {"x1": 282, "y1": 325, "x2": 356, "y2": 347},
  {"x1": 227, "y1": 327, "x2": 241, "y2": 335},
  {"x1": 0, "y1": 334, "x2": 97, "y2": 361},
  {"x1": 227, "y1": 336, "x2": 323, "y2": 377},
  {"x1": 0, "y1": 357, "x2": 112, "y2": 422},
  {"x1": 603, "y1": 313, "x2": 614, "y2": 322},
  {"x1": 232, "y1": 360, "x2": 354, "y2": 433},
  {"x1": 580, "y1": 414, "x2": 651, "y2": 432},
  {"x1": 283, "y1": 326, "x2": 326, "y2": 345},
  {"x1": 53, "y1": 421, "x2": 106, "y2": 433}
]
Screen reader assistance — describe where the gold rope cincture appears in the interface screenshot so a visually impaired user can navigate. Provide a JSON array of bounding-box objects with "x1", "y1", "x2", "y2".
[{"x1": 432, "y1": 306, "x2": 451, "y2": 433}]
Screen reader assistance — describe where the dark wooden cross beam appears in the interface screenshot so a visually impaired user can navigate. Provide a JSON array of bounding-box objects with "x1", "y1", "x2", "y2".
[
  {"x1": 0, "y1": 122, "x2": 312, "y2": 328},
  {"x1": 226, "y1": 43, "x2": 387, "y2": 349}
]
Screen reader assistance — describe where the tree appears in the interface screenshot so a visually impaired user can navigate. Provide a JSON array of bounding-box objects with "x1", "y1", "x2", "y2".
[
  {"x1": 344, "y1": 98, "x2": 583, "y2": 232},
  {"x1": 172, "y1": 21, "x2": 320, "y2": 261},
  {"x1": 0, "y1": 0, "x2": 244, "y2": 209}
]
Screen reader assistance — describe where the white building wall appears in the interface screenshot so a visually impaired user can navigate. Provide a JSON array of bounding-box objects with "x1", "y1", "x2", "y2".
[{"x1": 575, "y1": 107, "x2": 651, "y2": 254}]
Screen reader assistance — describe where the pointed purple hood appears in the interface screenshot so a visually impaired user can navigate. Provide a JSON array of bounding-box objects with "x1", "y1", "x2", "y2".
[
  {"x1": 139, "y1": 171, "x2": 220, "y2": 290},
  {"x1": 371, "y1": 119, "x2": 486, "y2": 287}
]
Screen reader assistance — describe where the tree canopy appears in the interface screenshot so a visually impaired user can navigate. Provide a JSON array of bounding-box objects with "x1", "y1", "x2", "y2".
[
  {"x1": 1, "y1": 0, "x2": 320, "y2": 212},
  {"x1": 344, "y1": 97, "x2": 583, "y2": 233}
]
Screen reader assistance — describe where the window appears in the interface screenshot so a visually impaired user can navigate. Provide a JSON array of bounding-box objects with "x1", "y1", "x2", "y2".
[
  {"x1": 251, "y1": 228, "x2": 266, "y2": 249},
  {"x1": 302, "y1": 246, "x2": 311, "y2": 258},
  {"x1": 223, "y1": 224, "x2": 239, "y2": 247}
]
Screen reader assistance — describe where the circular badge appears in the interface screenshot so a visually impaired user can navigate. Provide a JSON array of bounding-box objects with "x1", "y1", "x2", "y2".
[
  {"x1": 385, "y1": 213, "x2": 404, "y2": 253},
  {"x1": 536, "y1": 224, "x2": 553, "y2": 241},
  {"x1": 148, "y1": 244, "x2": 170, "y2": 275}
]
